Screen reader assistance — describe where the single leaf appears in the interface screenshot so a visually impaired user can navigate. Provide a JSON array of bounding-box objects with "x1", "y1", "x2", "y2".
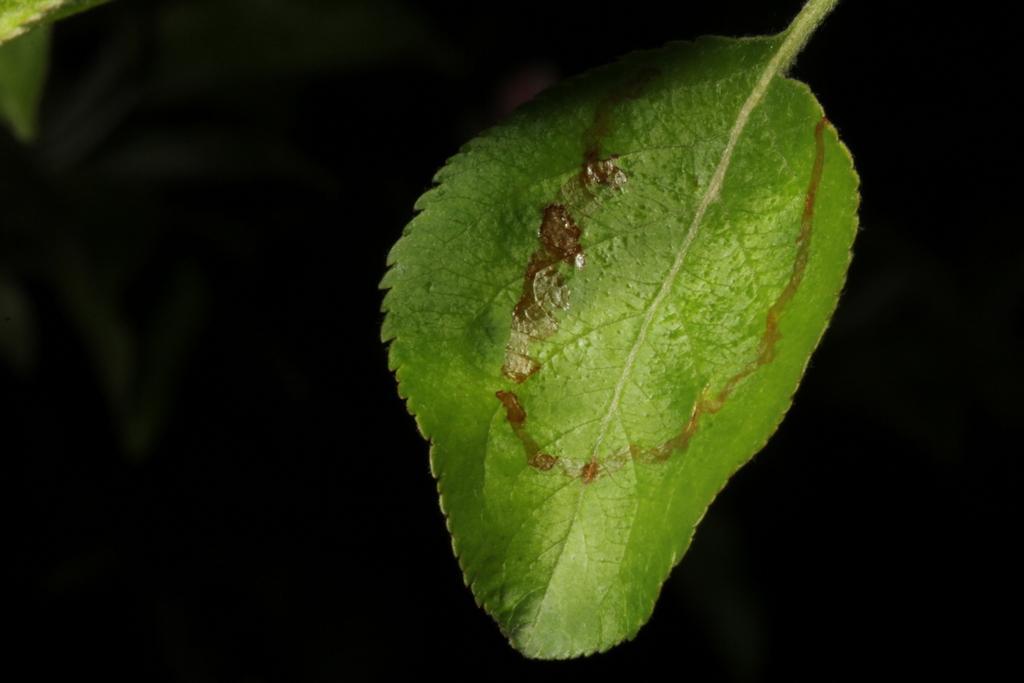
[
  {"x1": 0, "y1": 23, "x2": 49, "y2": 141},
  {"x1": 381, "y1": 0, "x2": 858, "y2": 659},
  {"x1": 0, "y1": 0, "x2": 108, "y2": 45}
]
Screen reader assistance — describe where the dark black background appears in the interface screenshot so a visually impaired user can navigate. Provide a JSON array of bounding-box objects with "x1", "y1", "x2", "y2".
[{"x1": 3, "y1": 1, "x2": 1019, "y2": 680}]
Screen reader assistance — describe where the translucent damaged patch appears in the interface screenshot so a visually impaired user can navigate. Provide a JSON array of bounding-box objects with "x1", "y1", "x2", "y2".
[
  {"x1": 580, "y1": 157, "x2": 627, "y2": 192},
  {"x1": 501, "y1": 69, "x2": 656, "y2": 384},
  {"x1": 502, "y1": 203, "x2": 584, "y2": 382}
]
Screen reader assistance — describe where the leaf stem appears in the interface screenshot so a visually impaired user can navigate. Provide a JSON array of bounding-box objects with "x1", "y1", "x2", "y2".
[{"x1": 777, "y1": 0, "x2": 839, "y2": 73}]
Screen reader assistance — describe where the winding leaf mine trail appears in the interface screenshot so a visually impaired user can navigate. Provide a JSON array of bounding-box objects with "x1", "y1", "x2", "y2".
[{"x1": 497, "y1": 116, "x2": 828, "y2": 484}]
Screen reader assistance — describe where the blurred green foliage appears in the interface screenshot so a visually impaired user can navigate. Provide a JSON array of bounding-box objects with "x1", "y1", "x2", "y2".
[
  {"x1": 0, "y1": 0, "x2": 459, "y2": 460},
  {"x1": 0, "y1": 0, "x2": 108, "y2": 43},
  {"x1": 0, "y1": 25, "x2": 49, "y2": 140}
]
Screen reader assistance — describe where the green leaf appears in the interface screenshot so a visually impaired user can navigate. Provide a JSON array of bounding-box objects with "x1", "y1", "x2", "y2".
[
  {"x1": 0, "y1": 24, "x2": 49, "y2": 141},
  {"x1": 381, "y1": 0, "x2": 858, "y2": 659},
  {"x1": 0, "y1": 0, "x2": 107, "y2": 44}
]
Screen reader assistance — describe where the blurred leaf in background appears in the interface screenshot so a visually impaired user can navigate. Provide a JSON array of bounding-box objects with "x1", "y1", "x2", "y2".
[
  {"x1": 1, "y1": 0, "x2": 461, "y2": 462},
  {"x1": 155, "y1": 0, "x2": 461, "y2": 89},
  {"x1": 0, "y1": 271, "x2": 35, "y2": 373},
  {"x1": 0, "y1": 0, "x2": 108, "y2": 42},
  {"x1": 0, "y1": 25, "x2": 49, "y2": 141}
]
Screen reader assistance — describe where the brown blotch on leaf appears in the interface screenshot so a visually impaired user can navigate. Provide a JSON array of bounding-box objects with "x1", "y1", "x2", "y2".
[
  {"x1": 580, "y1": 156, "x2": 627, "y2": 192},
  {"x1": 529, "y1": 452, "x2": 558, "y2": 471},
  {"x1": 502, "y1": 204, "x2": 584, "y2": 382},
  {"x1": 580, "y1": 460, "x2": 600, "y2": 485},
  {"x1": 496, "y1": 389, "x2": 526, "y2": 425},
  {"x1": 538, "y1": 204, "x2": 584, "y2": 265},
  {"x1": 575, "y1": 68, "x2": 659, "y2": 199},
  {"x1": 496, "y1": 390, "x2": 560, "y2": 472}
]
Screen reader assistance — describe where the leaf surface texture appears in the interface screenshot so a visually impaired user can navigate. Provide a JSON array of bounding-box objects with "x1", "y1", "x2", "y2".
[{"x1": 382, "y1": 31, "x2": 858, "y2": 658}]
